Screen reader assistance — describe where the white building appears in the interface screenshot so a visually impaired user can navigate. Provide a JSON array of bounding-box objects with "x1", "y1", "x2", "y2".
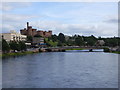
[
  {"x1": 1, "y1": 30, "x2": 27, "y2": 42},
  {"x1": 96, "y1": 40, "x2": 105, "y2": 46}
]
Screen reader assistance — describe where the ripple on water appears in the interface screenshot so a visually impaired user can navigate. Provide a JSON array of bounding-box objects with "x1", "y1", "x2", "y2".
[{"x1": 2, "y1": 52, "x2": 118, "y2": 88}]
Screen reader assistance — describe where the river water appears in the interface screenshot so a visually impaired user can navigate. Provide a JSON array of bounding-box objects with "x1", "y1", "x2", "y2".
[{"x1": 2, "y1": 50, "x2": 118, "y2": 88}]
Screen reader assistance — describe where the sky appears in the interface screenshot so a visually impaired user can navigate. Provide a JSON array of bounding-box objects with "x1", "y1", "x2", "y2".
[{"x1": 1, "y1": 2, "x2": 118, "y2": 37}]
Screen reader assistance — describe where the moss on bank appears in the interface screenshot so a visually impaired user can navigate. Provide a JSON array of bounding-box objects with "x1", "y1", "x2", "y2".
[{"x1": 1, "y1": 51, "x2": 38, "y2": 58}]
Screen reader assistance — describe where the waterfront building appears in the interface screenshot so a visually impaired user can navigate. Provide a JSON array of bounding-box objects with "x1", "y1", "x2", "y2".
[
  {"x1": 1, "y1": 30, "x2": 27, "y2": 42},
  {"x1": 20, "y1": 22, "x2": 52, "y2": 37},
  {"x1": 96, "y1": 40, "x2": 105, "y2": 46}
]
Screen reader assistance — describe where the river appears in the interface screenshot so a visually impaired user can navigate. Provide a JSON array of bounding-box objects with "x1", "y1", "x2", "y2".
[{"x1": 2, "y1": 50, "x2": 118, "y2": 88}]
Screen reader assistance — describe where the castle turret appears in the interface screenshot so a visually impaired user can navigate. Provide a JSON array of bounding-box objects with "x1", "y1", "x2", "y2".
[{"x1": 27, "y1": 22, "x2": 29, "y2": 30}]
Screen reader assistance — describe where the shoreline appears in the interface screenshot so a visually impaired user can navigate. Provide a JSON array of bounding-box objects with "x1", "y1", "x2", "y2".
[
  {"x1": 1, "y1": 51, "x2": 39, "y2": 58},
  {"x1": 111, "y1": 51, "x2": 120, "y2": 54},
  {"x1": 1, "y1": 49, "x2": 120, "y2": 59},
  {"x1": 65, "y1": 48, "x2": 83, "y2": 50}
]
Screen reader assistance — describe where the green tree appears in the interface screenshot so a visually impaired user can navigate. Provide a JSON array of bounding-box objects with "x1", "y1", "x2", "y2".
[
  {"x1": 51, "y1": 34, "x2": 58, "y2": 42},
  {"x1": 19, "y1": 41, "x2": 27, "y2": 51},
  {"x1": 58, "y1": 33, "x2": 65, "y2": 43},
  {"x1": 9, "y1": 41, "x2": 20, "y2": 52},
  {"x1": 2, "y1": 39, "x2": 10, "y2": 53},
  {"x1": 57, "y1": 41, "x2": 62, "y2": 46},
  {"x1": 104, "y1": 38, "x2": 118, "y2": 47},
  {"x1": 75, "y1": 35, "x2": 84, "y2": 46},
  {"x1": 84, "y1": 35, "x2": 97, "y2": 46}
]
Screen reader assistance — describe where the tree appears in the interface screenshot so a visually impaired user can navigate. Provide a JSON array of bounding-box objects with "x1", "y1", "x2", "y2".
[
  {"x1": 58, "y1": 33, "x2": 65, "y2": 43},
  {"x1": 57, "y1": 41, "x2": 62, "y2": 46},
  {"x1": 51, "y1": 34, "x2": 58, "y2": 42},
  {"x1": 83, "y1": 35, "x2": 97, "y2": 46},
  {"x1": 19, "y1": 41, "x2": 27, "y2": 51},
  {"x1": 2, "y1": 39, "x2": 10, "y2": 53},
  {"x1": 9, "y1": 41, "x2": 20, "y2": 52},
  {"x1": 104, "y1": 38, "x2": 118, "y2": 47},
  {"x1": 75, "y1": 36, "x2": 84, "y2": 46}
]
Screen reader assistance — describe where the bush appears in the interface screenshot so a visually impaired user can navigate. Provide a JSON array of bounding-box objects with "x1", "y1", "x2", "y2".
[
  {"x1": 104, "y1": 48, "x2": 110, "y2": 52},
  {"x1": 9, "y1": 41, "x2": 26, "y2": 52}
]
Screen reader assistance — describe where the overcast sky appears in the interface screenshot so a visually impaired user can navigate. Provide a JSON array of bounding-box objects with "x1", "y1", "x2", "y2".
[{"x1": 1, "y1": 2, "x2": 118, "y2": 37}]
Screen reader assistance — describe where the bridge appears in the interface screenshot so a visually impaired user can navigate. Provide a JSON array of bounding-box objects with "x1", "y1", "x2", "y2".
[{"x1": 40, "y1": 46, "x2": 109, "y2": 52}]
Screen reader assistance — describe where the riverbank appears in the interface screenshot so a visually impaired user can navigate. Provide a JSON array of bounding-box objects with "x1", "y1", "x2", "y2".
[
  {"x1": 111, "y1": 51, "x2": 120, "y2": 54},
  {"x1": 103, "y1": 48, "x2": 120, "y2": 54},
  {"x1": 1, "y1": 48, "x2": 120, "y2": 59},
  {"x1": 1, "y1": 51, "x2": 38, "y2": 58},
  {"x1": 65, "y1": 48, "x2": 83, "y2": 50}
]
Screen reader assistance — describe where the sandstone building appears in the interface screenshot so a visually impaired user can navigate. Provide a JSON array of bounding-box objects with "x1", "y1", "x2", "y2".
[
  {"x1": 1, "y1": 30, "x2": 26, "y2": 42},
  {"x1": 20, "y1": 22, "x2": 52, "y2": 37}
]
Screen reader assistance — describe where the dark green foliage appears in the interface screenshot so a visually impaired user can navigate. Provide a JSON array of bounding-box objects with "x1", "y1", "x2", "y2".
[
  {"x1": 51, "y1": 35, "x2": 58, "y2": 42},
  {"x1": 45, "y1": 33, "x2": 120, "y2": 47},
  {"x1": 9, "y1": 41, "x2": 26, "y2": 52},
  {"x1": 104, "y1": 37, "x2": 120, "y2": 47},
  {"x1": 27, "y1": 36, "x2": 33, "y2": 42},
  {"x1": 2, "y1": 39, "x2": 10, "y2": 53},
  {"x1": 75, "y1": 35, "x2": 84, "y2": 46},
  {"x1": 58, "y1": 33, "x2": 65, "y2": 43},
  {"x1": 57, "y1": 41, "x2": 62, "y2": 46},
  {"x1": 18, "y1": 41, "x2": 27, "y2": 51},
  {"x1": 104, "y1": 48, "x2": 110, "y2": 52},
  {"x1": 83, "y1": 35, "x2": 97, "y2": 46},
  {"x1": 9, "y1": 41, "x2": 20, "y2": 51}
]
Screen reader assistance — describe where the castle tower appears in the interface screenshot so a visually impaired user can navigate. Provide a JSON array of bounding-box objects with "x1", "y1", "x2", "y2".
[{"x1": 27, "y1": 22, "x2": 29, "y2": 30}]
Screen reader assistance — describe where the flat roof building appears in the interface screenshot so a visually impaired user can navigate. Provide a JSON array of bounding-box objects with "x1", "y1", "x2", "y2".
[{"x1": 1, "y1": 30, "x2": 27, "y2": 42}]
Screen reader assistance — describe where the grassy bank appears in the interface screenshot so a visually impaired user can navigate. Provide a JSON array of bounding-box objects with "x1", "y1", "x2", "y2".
[
  {"x1": 66, "y1": 48, "x2": 83, "y2": 50},
  {"x1": 1, "y1": 51, "x2": 38, "y2": 58},
  {"x1": 103, "y1": 48, "x2": 120, "y2": 54},
  {"x1": 111, "y1": 51, "x2": 120, "y2": 54}
]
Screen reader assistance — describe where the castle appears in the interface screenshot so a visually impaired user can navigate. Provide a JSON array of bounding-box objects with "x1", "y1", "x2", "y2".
[{"x1": 20, "y1": 22, "x2": 52, "y2": 37}]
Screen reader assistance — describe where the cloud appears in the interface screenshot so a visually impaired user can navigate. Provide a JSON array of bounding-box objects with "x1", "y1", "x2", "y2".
[
  {"x1": 1, "y1": 2, "x2": 32, "y2": 11},
  {"x1": 105, "y1": 19, "x2": 118, "y2": 23},
  {"x1": 2, "y1": 14, "x2": 38, "y2": 22},
  {"x1": 1, "y1": 3, "x2": 13, "y2": 11},
  {"x1": 29, "y1": 20, "x2": 118, "y2": 37},
  {"x1": 1, "y1": 18, "x2": 118, "y2": 37},
  {"x1": 104, "y1": 15, "x2": 118, "y2": 23},
  {"x1": 1, "y1": 24, "x2": 15, "y2": 33},
  {"x1": 1, "y1": 13, "x2": 39, "y2": 33}
]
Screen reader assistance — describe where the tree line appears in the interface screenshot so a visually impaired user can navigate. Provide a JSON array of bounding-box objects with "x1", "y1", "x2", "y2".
[
  {"x1": 2, "y1": 39, "x2": 26, "y2": 53},
  {"x1": 46, "y1": 33, "x2": 120, "y2": 47}
]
